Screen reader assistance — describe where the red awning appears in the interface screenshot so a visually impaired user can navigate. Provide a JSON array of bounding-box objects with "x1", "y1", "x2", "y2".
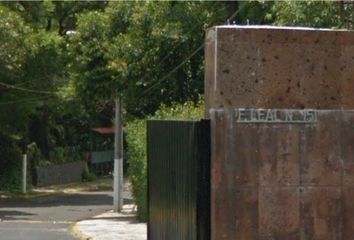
[{"x1": 91, "y1": 127, "x2": 115, "y2": 134}]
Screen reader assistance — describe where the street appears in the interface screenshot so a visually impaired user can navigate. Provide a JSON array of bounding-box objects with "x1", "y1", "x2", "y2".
[{"x1": 0, "y1": 191, "x2": 113, "y2": 240}]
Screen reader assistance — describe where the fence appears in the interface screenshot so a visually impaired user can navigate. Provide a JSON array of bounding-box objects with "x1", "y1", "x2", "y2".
[
  {"x1": 147, "y1": 120, "x2": 210, "y2": 240},
  {"x1": 90, "y1": 150, "x2": 114, "y2": 176},
  {"x1": 33, "y1": 161, "x2": 86, "y2": 187}
]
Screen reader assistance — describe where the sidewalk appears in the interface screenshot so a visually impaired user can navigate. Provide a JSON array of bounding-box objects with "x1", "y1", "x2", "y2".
[
  {"x1": 73, "y1": 204, "x2": 147, "y2": 240},
  {"x1": 6, "y1": 178, "x2": 148, "y2": 240}
]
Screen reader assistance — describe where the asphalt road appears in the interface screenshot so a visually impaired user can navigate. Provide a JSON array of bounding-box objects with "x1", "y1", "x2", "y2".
[{"x1": 0, "y1": 191, "x2": 113, "y2": 240}]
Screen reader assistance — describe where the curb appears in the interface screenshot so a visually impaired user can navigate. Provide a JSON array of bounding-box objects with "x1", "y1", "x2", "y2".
[
  {"x1": 70, "y1": 222, "x2": 93, "y2": 240},
  {"x1": 0, "y1": 191, "x2": 64, "y2": 200}
]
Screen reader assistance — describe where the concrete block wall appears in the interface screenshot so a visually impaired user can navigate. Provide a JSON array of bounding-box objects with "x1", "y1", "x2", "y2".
[{"x1": 34, "y1": 161, "x2": 86, "y2": 187}]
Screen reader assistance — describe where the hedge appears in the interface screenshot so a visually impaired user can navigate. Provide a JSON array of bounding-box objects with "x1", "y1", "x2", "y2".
[
  {"x1": 126, "y1": 97, "x2": 204, "y2": 221},
  {"x1": 0, "y1": 132, "x2": 22, "y2": 191}
]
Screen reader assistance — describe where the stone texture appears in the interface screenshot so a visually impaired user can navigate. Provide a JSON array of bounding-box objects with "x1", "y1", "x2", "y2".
[
  {"x1": 210, "y1": 110, "x2": 354, "y2": 240},
  {"x1": 205, "y1": 26, "x2": 354, "y2": 110},
  {"x1": 212, "y1": 187, "x2": 258, "y2": 240},
  {"x1": 259, "y1": 187, "x2": 300, "y2": 240},
  {"x1": 206, "y1": 26, "x2": 354, "y2": 240},
  {"x1": 34, "y1": 161, "x2": 86, "y2": 187},
  {"x1": 300, "y1": 187, "x2": 342, "y2": 240}
]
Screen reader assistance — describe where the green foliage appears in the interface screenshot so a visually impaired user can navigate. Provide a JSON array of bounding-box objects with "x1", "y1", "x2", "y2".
[
  {"x1": 236, "y1": 1, "x2": 274, "y2": 25},
  {"x1": 28, "y1": 144, "x2": 84, "y2": 168},
  {"x1": 272, "y1": 1, "x2": 354, "y2": 29},
  {"x1": 115, "y1": 2, "x2": 226, "y2": 116},
  {"x1": 153, "y1": 97, "x2": 204, "y2": 120},
  {"x1": 27, "y1": 142, "x2": 42, "y2": 166},
  {"x1": 0, "y1": 2, "x2": 109, "y2": 190},
  {"x1": 48, "y1": 146, "x2": 83, "y2": 166},
  {"x1": 0, "y1": 6, "x2": 35, "y2": 136},
  {"x1": 126, "y1": 119, "x2": 147, "y2": 221},
  {"x1": 126, "y1": 97, "x2": 204, "y2": 221},
  {"x1": 66, "y1": 10, "x2": 116, "y2": 112},
  {"x1": 24, "y1": 31, "x2": 65, "y2": 91},
  {"x1": 0, "y1": 133, "x2": 22, "y2": 191},
  {"x1": 28, "y1": 142, "x2": 87, "y2": 174},
  {"x1": 68, "y1": 2, "x2": 227, "y2": 116},
  {"x1": 2, "y1": 1, "x2": 107, "y2": 34},
  {"x1": 0, "y1": 5, "x2": 31, "y2": 75},
  {"x1": 0, "y1": 161, "x2": 22, "y2": 192},
  {"x1": 82, "y1": 169, "x2": 97, "y2": 182},
  {"x1": 0, "y1": 4, "x2": 65, "y2": 147},
  {"x1": 2, "y1": 0, "x2": 354, "y2": 199}
]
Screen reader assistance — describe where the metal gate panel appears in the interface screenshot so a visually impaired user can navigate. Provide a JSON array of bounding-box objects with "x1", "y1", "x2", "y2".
[{"x1": 148, "y1": 120, "x2": 210, "y2": 240}]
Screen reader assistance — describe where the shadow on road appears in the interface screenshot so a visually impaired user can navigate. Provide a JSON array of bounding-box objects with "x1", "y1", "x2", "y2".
[
  {"x1": 0, "y1": 191, "x2": 134, "y2": 223},
  {"x1": 0, "y1": 192, "x2": 113, "y2": 209},
  {"x1": 0, "y1": 210, "x2": 36, "y2": 221}
]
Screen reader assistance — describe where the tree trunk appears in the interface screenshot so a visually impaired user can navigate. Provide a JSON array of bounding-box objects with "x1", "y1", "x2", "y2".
[{"x1": 222, "y1": 1, "x2": 239, "y2": 21}]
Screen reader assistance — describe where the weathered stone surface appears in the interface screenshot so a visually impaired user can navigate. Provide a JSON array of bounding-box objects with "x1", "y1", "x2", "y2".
[
  {"x1": 259, "y1": 187, "x2": 300, "y2": 240},
  {"x1": 34, "y1": 161, "x2": 86, "y2": 187},
  {"x1": 207, "y1": 26, "x2": 354, "y2": 240},
  {"x1": 212, "y1": 187, "x2": 258, "y2": 240},
  {"x1": 258, "y1": 125, "x2": 301, "y2": 187},
  {"x1": 210, "y1": 109, "x2": 354, "y2": 240},
  {"x1": 300, "y1": 187, "x2": 342, "y2": 240},
  {"x1": 300, "y1": 112, "x2": 342, "y2": 187},
  {"x1": 343, "y1": 187, "x2": 354, "y2": 238},
  {"x1": 205, "y1": 26, "x2": 354, "y2": 110}
]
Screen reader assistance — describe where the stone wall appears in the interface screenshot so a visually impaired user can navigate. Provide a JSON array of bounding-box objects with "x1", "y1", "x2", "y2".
[
  {"x1": 205, "y1": 26, "x2": 354, "y2": 240},
  {"x1": 205, "y1": 26, "x2": 354, "y2": 109},
  {"x1": 34, "y1": 161, "x2": 86, "y2": 187}
]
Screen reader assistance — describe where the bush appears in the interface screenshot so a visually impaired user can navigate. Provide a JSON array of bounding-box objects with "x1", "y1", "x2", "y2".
[
  {"x1": 48, "y1": 146, "x2": 83, "y2": 165},
  {"x1": 126, "y1": 97, "x2": 204, "y2": 221},
  {"x1": 82, "y1": 169, "x2": 97, "y2": 182},
  {"x1": 0, "y1": 133, "x2": 22, "y2": 191},
  {"x1": 27, "y1": 142, "x2": 43, "y2": 167},
  {"x1": 126, "y1": 119, "x2": 147, "y2": 220},
  {"x1": 152, "y1": 97, "x2": 204, "y2": 121}
]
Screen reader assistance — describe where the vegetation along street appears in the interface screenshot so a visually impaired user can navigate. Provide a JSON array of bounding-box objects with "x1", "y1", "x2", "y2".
[{"x1": 0, "y1": 1, "x2": 353, "y2": 239}]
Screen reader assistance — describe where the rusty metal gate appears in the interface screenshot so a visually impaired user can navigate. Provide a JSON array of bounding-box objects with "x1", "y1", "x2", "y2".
[{"x1": 147, "y1": 120, "x2": 210, "y2": 240}]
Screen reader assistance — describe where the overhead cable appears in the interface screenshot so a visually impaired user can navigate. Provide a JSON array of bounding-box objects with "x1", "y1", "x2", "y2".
[
  {"x1": 0, "y1": 81, "x2": 56, "y2": 95},
  {"x1": 142, "y1": 2, "x2": 247, "y2": 95}
]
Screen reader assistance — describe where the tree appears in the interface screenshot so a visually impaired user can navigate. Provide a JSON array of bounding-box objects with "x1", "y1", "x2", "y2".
[
  {"x1": 67, "y1": 1, "x2": 228, "y2": 117},
  {"x1": 0, "y1": 2, "x2": 108, "y2": 158},
  {"x1": 272, "y1": 1, "x2": 354, "y2": 29},
  {"x1": 0, "y1": 4, "x2": 64, "y2": 157},
  {"x1": 2, "y1": 1, "x2": 107, "y2": 34},
  {"x1": 0, "y1": 5, "x2": 37, "y2": 136}
]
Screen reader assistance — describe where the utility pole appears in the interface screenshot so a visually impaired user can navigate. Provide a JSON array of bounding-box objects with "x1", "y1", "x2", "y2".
[
  {"x1": 22, "y1": 141, "x2": 27, "y2": 194},
  {"x1": 113, "y1": 97, "x2": 123, "y2": 212},
  {"x1": 22, "y1": 154, "x2": 27, "y2": 194}
]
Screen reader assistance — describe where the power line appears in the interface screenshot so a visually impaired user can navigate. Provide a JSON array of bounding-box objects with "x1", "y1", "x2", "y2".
[
  {"x1": 135, "y1": 2, "x2": 220, "y2": 96},
  {"x1": 227, "y1": 2, "x2": 247, "y2": 24},
  {"x1": 0, "y1": 81, "x2": 56, "y2": 95},
  {"x1": 0, "y1": 95, "x2": 54, "y2": 105},
  {"x1": 155, "y1": 1, "x2": 218, "y2": 67},
  {"x1": 142, "y1": 2, "x2": 247, "y2": 95},
  {"x1": 143, "y1": 44, "x2": 204, "y2": 94}
]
